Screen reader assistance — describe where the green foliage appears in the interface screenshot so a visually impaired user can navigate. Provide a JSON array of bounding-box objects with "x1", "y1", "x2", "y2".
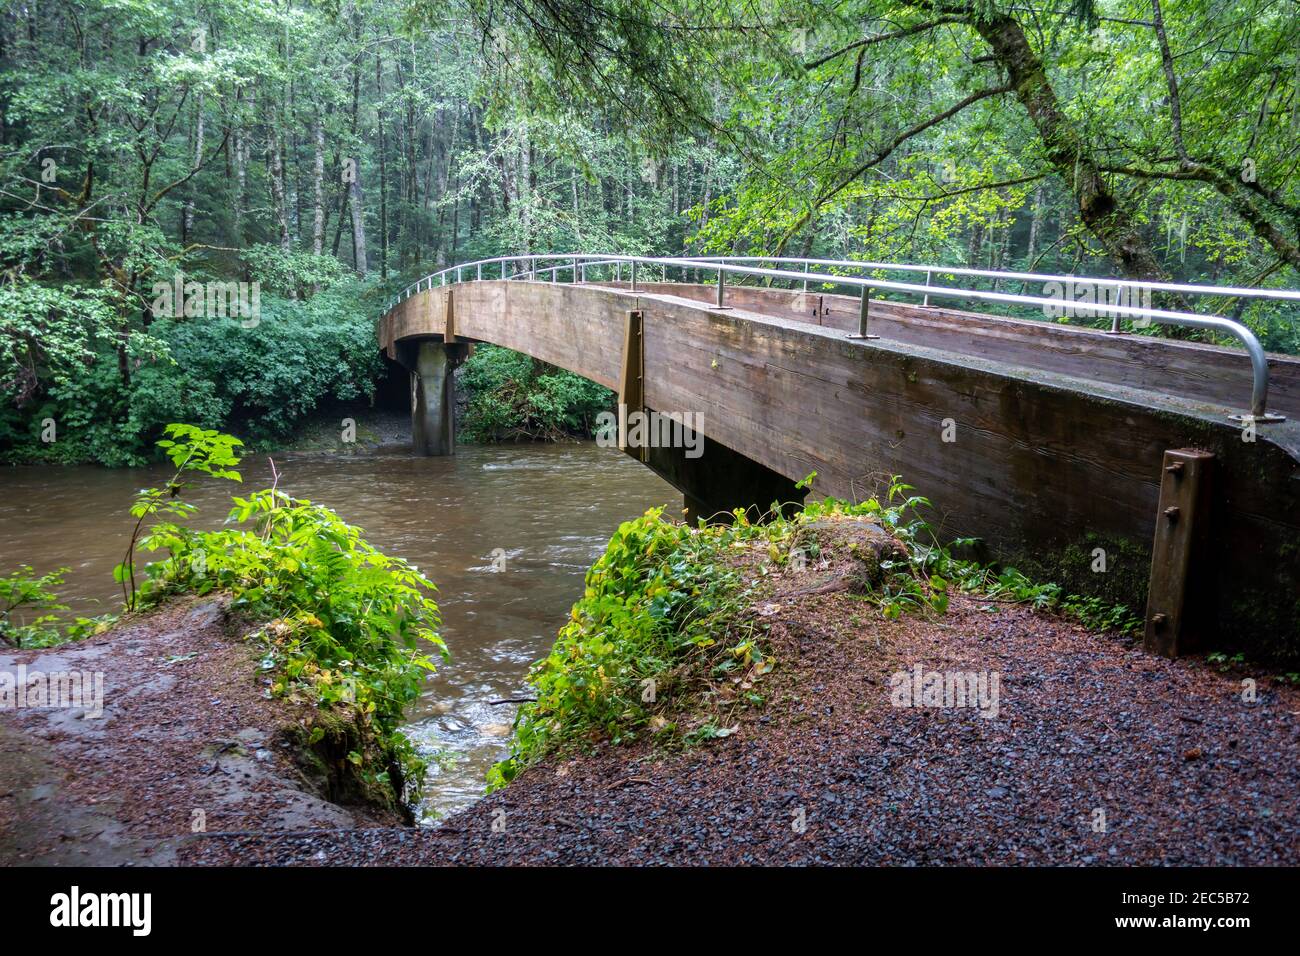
[
  {"x1": 126, "y1": 424, "x2": 444, "y2": 795},
  {"x1": 242, "y1": 244, "x2": 353, "y2": 298},
  {"x1": 0, "y1": 565, "x2": 114, "y2": 648},
  {"x1": 488, "y1": 505, "x2": 771, "y2": 787},
  {"x1": 459, "y1": 343, "x2": 612, "y2": 442},
  {"x1": 0, "y1": 276, "x2": 160, "y2": 411},
  {"x1": 140, "y1": 489, "x2": 444, "y2": 793},
  {"x1": 147, "y1": 282, "x2": 385, "y2": 446},
  {"x1": 1061, "y1": 594, "x2": 1144, "y2": 634},
  {"x1": 1, "y1": 282, "x2": 384, "y2": 465},
  {"x1": 0, "y1": 565, "x2": 68, "y2": 648},
  {"x1": 856, "y1": 485, "x2": 1145, "y2": 634},
  {"x1": 115, "y1": 423, "x2": 244, "y2": 610}
]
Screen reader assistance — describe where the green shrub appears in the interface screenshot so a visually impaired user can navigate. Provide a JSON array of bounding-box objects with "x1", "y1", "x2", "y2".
[
  {"x1": 0, "y1": 565, "x2": 115, "y2": 648},
  {"x1": 460, "y1": 343, "x2": 612, "y2": 442},
  {"x1": 0, "y1": 565, "x2": 67, "y2": 648},
  {"x1": 1, "y1": 279, "x2": 386, "y2": 465},
  {"x1": 488, "y1": 506, "x2": 768, "y2": 786},
  {"x1": 132, "y1": 424, "x2": 443, "y2": 795}
]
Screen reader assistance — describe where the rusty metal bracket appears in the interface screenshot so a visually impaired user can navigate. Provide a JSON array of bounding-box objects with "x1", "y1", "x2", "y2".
[{"x1": 1143, "y1": 448, "x2": 1215, "y2": 657}]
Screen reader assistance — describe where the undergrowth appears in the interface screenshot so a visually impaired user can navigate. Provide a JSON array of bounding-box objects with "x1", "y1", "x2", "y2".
[
  {"x1": 130, "y1": 424, "x2": 445, "y2": 798},
  {"x1": 0, "y1": 565, "x2": 115, "y2": 648}
]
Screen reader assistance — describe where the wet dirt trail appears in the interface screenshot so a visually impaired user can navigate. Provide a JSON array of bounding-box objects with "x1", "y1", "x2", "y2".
[{"x1": 180, "y1": 591, "x2": 1300, "y2": 866}]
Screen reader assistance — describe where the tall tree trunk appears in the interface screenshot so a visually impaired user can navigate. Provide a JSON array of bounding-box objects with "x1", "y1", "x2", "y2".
[
  {"x1": 183, "y1": 92, "x2": 204, "y2": 244},
  {"x1": 268, "y1": 122, "x2": 291, "y2": 252},
  {"x1": 1025, "y1": 183, "x2": 1044, "y2": 268},
  {"x1": 520, "y1": 125, "x2": 533, "y2": 249},
  {"x1": 971, "y1": 11, "x2": 1169, "y2": 284},
  {"x1": 349, "y1": 166, "x2": 368, "y2": 277},
  {"x1": 312, "y1": 117, "x2": 325, "y2": 257},
  {"x1": 376, "y1": 54, "x2": 388, "y2": 279},
  {"x1": 233, "y1": 91, "x2": 247, "y2": 248},
  {"x1": 344, "y1": 0, "x2": 365, "y2": 275}
]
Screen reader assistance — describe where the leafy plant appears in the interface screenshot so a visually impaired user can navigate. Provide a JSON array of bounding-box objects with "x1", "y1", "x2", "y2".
[
  {"x1": 116, "y1": 423, "x2": 244, "y2": 611},
  {"x1": 459, "y1": 344, "x2": 613, "y2": 442},
  {"x1": 0, "y1": 565, "x2": 113, "y2": 649},
  {"x1": 0, "y1": 565, "x2": 68, "y2": 648},
  {"x1": 126, "y1": 425, "x2": 444, "y2": 796},
  {"x1": 1, "y1": 282, "x2": 385, "y2": 466},
  {"x1": 488, "y1": 505, "x2": 771, "y2": 786}
]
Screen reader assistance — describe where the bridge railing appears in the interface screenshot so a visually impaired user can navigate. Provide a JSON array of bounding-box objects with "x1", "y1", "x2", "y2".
[{"x1": 382, "y1": 253, "x2": 1297, "y2": 422}]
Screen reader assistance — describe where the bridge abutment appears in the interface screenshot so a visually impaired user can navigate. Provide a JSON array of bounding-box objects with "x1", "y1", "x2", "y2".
[
  {"x1": 397, "y1": 339, "x2": 468, "y2": 456},
  {"x1": 642, "y1": 434, "x2": 806, "y2": 524}
]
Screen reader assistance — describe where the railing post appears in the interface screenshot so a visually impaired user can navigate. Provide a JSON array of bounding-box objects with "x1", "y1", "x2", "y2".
[
  {"x1": 477, "y1": 262, "x2": 482, "y2": 281},
  {"x1": 803, "y1": 261, "x2": 810, "y2": 293},
  {"x1": 530, "y1": 256, "x2": 537, "y2": 281},
  {"x1": 715, "y1": 267, "x2": 730, "y2": 310},
  {"x1": 1104, "y1": 285, "x2": 1131, "y2": 334},
  {"x1": 616, "y1": 261, "x2": 622, "y2": 284},
  {"x1": 848, "y1": 285, "x2": 879, "y2": 340},
  {"x1": 923, "y1": 269, "x2": 932, "y2": 307},
  {"x1": 631, "y1": 260, "x2": 638, "y2": 293}
]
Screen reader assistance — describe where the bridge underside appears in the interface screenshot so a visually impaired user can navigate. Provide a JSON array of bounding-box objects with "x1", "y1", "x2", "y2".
[{"x1": 381, "y1": 278, "x2": 1300, "y2": 664}]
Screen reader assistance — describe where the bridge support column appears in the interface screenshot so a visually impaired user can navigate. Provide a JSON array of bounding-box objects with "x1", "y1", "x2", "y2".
[{"x1": 397, "y1": 339, "x2": 469, "y2": 456}]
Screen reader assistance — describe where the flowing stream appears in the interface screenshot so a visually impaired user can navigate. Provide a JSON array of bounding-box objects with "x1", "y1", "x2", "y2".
[{"x1": 0, "y1": 442, "x2": 674, "y2": 820}]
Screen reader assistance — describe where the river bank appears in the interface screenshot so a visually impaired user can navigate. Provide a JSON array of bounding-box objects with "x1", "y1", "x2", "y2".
[
  {"x1": 5, "y1": 507, "x2": 1294, "y2": 866},
  {"x1": 0, "y1": 440, "x2": 676, "y2": 820},
  {"x1": 0, "y1": 595, "x2": 406, "y2": 865},
  {"x1": 182, "y1": 580, "x2": 1300, "y2": 866}
]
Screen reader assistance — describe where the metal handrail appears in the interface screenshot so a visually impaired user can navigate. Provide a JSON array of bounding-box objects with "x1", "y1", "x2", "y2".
[
  {"x1": 381, "y1": 253, "x2": 1292, "y2": 422},
  {"x1": 685, "y1": 255, "x2": 1300, "y2": 304}
]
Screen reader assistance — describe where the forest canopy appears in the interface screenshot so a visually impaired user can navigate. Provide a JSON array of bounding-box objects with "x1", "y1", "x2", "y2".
[{"x1": 2, "y1": 0, "x2": 1298, "y2": 460}]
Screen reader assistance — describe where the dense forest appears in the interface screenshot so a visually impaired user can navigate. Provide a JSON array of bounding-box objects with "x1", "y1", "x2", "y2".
[{"x1": 2, "y1": 0, "x2": 1298, "y2": 463}]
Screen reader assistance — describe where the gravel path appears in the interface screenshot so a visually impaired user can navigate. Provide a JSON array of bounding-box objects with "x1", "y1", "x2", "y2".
[{"x1": 181, "y1": 590, "x2": 1300, "y2": 866}]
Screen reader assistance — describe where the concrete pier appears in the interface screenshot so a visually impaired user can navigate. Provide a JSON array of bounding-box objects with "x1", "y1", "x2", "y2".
[{"x1": 397, "y1": 339, "x2": 468, "y2": 456}]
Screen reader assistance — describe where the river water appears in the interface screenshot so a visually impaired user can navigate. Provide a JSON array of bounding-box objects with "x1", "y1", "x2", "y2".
[{"x1": 0, "y1": 442, "x2": 674, "y2": 819}]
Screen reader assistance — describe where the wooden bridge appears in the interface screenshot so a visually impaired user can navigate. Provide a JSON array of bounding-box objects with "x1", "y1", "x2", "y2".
[{"x1": 378, "y1": 255, "x2": 1300, "y2": 664}]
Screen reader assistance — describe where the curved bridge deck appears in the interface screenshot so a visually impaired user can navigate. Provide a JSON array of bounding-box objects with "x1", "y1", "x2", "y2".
[{"x1": 380, "y1": 274, "x2": 1300, "y2": 664}]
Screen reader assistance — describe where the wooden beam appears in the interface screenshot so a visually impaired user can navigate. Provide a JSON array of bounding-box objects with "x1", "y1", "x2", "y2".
[
  {"x1": 618, "y1": 309, "x2": 645, "y2": 461},
  {"x1": 1143, "y1": 448, "x2": 1215, "y2": 657},
  {"x1": 444, "y1": 288, "x2": 457, "y2": 343}
]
